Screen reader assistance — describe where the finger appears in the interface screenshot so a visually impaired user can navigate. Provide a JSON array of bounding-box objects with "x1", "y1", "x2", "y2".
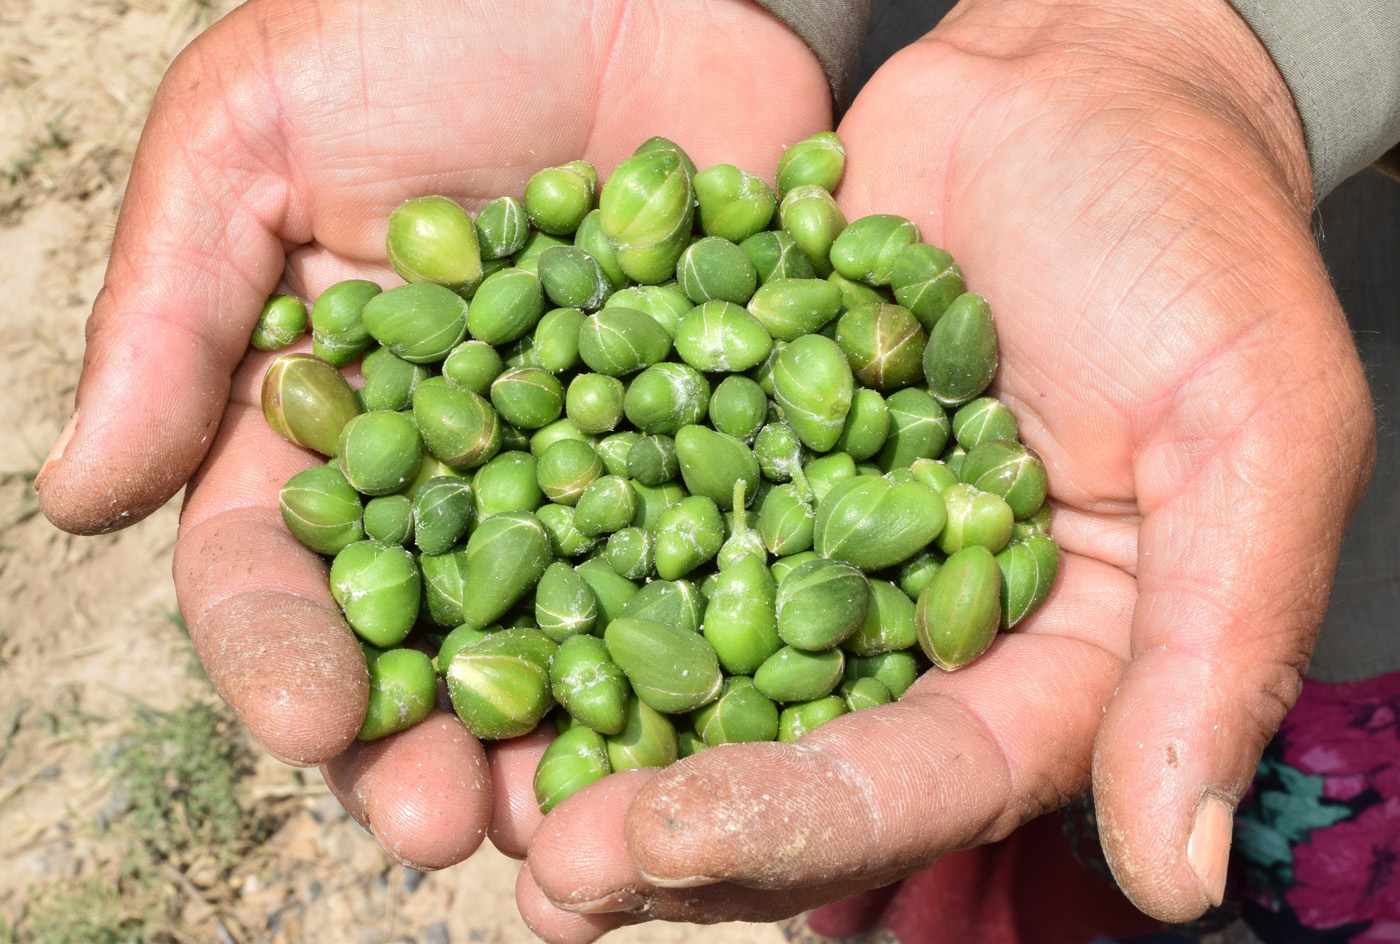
[
  {"x1": 517, "y1": 863, "x2": 638, "y2": 944},
  {"x1": 37, "y1": 6, "x2": 297, "y2": 534},
  {"x1": 526, "y1": 553, "x2": 1135, "y2": 925},
  {"x1": 1092, "y1": 261, "x2": 1376, "y2": 920},
  {"x1": 486, "y1": 725, "x2": 553, "y2": 859},
  {"x1": 323, "y1": 711, "x2": 492, "y2": 871}
]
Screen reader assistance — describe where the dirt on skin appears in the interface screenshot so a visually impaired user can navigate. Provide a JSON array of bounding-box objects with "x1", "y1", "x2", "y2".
[{"x1": 0, "y1": 2, "x2": 783, "y2": 941}]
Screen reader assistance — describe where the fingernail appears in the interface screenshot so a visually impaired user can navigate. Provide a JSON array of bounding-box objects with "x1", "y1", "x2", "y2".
[
  {"x1": 1187, "y1": 794, "x2": 1232, "y2": 907},
  {"x1": 557, "y1": 888, "x2": 646, "y2": 915},
  {"x1": 35, "y1": 411, "x2": 78, "y2": 492}
]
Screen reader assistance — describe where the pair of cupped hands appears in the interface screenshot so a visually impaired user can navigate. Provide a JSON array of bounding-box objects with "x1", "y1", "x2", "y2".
[{"x1": 36, "y1": 0, "x2": 1376, "y2": 940}]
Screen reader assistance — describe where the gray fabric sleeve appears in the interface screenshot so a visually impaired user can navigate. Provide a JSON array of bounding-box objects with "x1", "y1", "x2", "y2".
[
  {"x1": 751, "y1": 0, "x2": 879, "y2": 107},
  {"x1": 1226, "y1": 0, "x2": 1400, "y2": 199}
]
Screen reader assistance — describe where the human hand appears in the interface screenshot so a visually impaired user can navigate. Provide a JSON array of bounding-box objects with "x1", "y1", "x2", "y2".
[
  {"x1": 35, "y1": 0, "x2": 830, "y2": 870},
  {"x1": 517, "y1": 0, "x2": 1377, "y2": 936}
]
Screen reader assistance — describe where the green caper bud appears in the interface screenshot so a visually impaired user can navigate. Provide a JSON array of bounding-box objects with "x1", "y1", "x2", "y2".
[
  {"x1": 754, "y1": 645, "x2": 845, "y2": 703},
  {"x1": 757, "y1": 483, "x2": 815, "y2": 557},
  {"x1": 833, "y1": 389, "x2": 891, "y2": 463},
  {"x1": 468, "y1": 267, "x2": 546, "y2": 344},
  {"x1": 843, "y1": 579, "x2": 918, "y2": 656},
  {"x1": 772, "y1": 335, "x2": 855, "y2": 453},
  {"x1": 630, "y1": 479, "x2": 688, "y2": 533},
  {"x1": 996, "y1": 531, "x2": 1059, "y2": 628},
  {"x1": 673, "y1": 300, "x2": 773, "y2": 372},
  {"x1": 359, "y1": 349, "x2": 430, "y2": 412},
  {"x1": 701, "y1": 553, "x2": 781, "y2": 675},
  {"x1": 1015, "y1": 500, "x2": 1054, "y2": 540},
  {"x1": 936, "y1": 483, "x2": 1014, "y2": 555},
  {"x1": 550, "y1": 634, "x2": 629, "y2": 736},
  {"x1": 473, "y1": 451, "x2": 543, "y2": 519},
  {"x1": 896, "y1": 549, "x2": 943, "y2": 601},
  {"x1": 361, "y1": 283, "x2": 468, "y2": 364},
  {"x1": 622, "y1": 362, "x2": 711, "y2": 435},
  {"x1": 829, "y1": 214, "x2": 921, "y2": 287},
  {"x1": 779, "y1": 185, "x2": 847, "y2": 277},
  {"x1": 309, "y1": 279, "x2": 380, "y2": 367},
  {"x1": 828, "y1": 270, "x2": 888, "y2": 313},
  {"x1": 653, "y1": 495, "x2": 724, "y2": 580},
  {"x1": 716, "y1": 480, "x2": 767, "y2": 570},
  {"x1": 529, "y1": 417, "x2": 596, "y2": 459},
  {"x1": 740, "y1": 230, "x2": 816, "y2": 283},
  {"x1": 916, "y1": 544, "x2": 1002, "y2": 671},
  {"x1": 573, "y1": 209, "x2": 629, "y2": 291},
  {"x1": 447, "y1": 641, "x2": 553, "y2": 740},
  {"x1": 490, "y1": 366, "x2": 565, "y2": 430},
  {"x1": 455, "y1": 511, "x2": 553, "y2": 630},
  {"x1": 890, "y1": 242, "x2": 965, "y2": 332},
  {"x1": 537, "y1": 503, "x2": 599, "y2": 558},
  {"x1": 776, "y1": 557, "x2": 869, "y2": 651},
  {"x1": 442, "y1": 340, "x2": 504, "y2": 395},
  {"x1": 524, "y1": 162, "x2": 596, "y2": 235},
  {"x1": 845, "y1": 649, "x2": 919, "y2": 698},
  {"x1": 746, "y1": 277, "x2": 843, "y2": 342},
  {"x1": 952, "y1": 397, "x2": 1019, "y2": 449},
  {"x1": 262, "y1": 352, "x2": 362, "y2": 456},
  {"x1": 675, "y1": 425, "x2": 761, "y2": 511},
  {"x1": 707, "y1": 375, "x2": 768, "y2": 444},
  {"x1": 777, "y1": 696, "x2": 848, "y2": 742},
  {"x1": 693, "y1": 676, "x2": 780, "y2": 746},
  {"x1": 603, "y1": 283, "x2": 692, "y2": 338},
  {"x1": 412, "y1": 382, "x2": 501, "y2": 470},
  {"x1": 251, "y1": 294, "x2": 308, "y2": 351},
  {"x1": 513, "y1": 230, "x2": 571, "y2": 275},
  {"x1": 533, "y1": 307, "x2": 588, "y2": 373},
  {"x1": 604, "y1": 618, "x2": 723, "y2": 714},
  {"x1": 411, "y1": 476, "x2": 475, "y2": 556},
  {"x1": 606, "y1": 526, "x2": 654, "y2": 580},
  {"x1": 803, "y1": 451, "x2": 857, "y2": 505},
  {"x1": 329, "y1": 540, "x2": 421, "y2": 647},
  {"x1": 910, "y1": 458, "x2": 960, "y2": 495},
  {"x1": 534, "y1": 723, "x2": 612, "y2": 814},
  {"x1": 532, "y1": 560, "x2": 599, "y2": 642},
  {"x1": 834, "y1": 303, "x2": 927, "y2": 390},
  {"x1": 418, "y1": 546, "x2": 468, "y2": 626},
  {"x1": 877, "y1": 387, "x2": 951, "y2": 471},
  {"x1": 565, "y1": 373, "x2": 626, "y2": 435},
  {"x1": 574, "y1": 557, "x2": 641, "y2": 625},
  {"x1": 606, "y1": 696, "x2": 680, "y2": 771},
  {"x1": 572, "y1": 475, "x2": 637, "y2": 537},
  {"x1": 475, "y1": 195, "x2": 530, "y2": 260},
  {"x1": 776, "y1": 131, "x2": 845, "y2": 196},
  {"x1": 959, "y1": 440, "x2": 1049, "y2": 520},
  {"x1": 692, "y1": 164, "x2": 777, "y2": 242},
  {"x1": 436, "y1": 623, "x2": 493, "y2": 677},
  {"x1": 278, "y1": 464, "x2": 365, "y2": 555},
  {"x1": 337, "y1": 410, "x2": 422, "y2": 496},
  {"x1": 923, "y1": 292, "x2": 998, "y2": 407},
  {"x1": 814, "y1": 476, "x2": 947, "y2": 571},
  {"x1": 618, "y1": 578, "x2": 705, "y2": 634},
  {"x1": 538, "y1": 245, "x2": 612, "y2": 311},
  {"x1": 367, "y1": 491, "x2": 415, "y2": 545},
  {"x1": 577, "y1": 306, "x2": 673, "y2": 376},
  {"x1": 595, "y1": 430, "x2": 642, "y2": 477},
  {"x1": 840, "y1": 676, "x2": 893, "y2": 713},
  {"x1": 625, "y1": 435, "x2": 679, "y2": 487},
  {"x1": 770, "y1": 550, "x2": 820, "y2": 585},
  {"x1": 632, "y1": 136, "x2": 697, "y2": 177},
  {"x1": 752, "y1": 422, "x2": 805, "y2": 484},
  {"x1": 386, "y1": 195, "x2": 483, "y2": 291},
  {"x1": 676, "y1": 237, "x2": 759, "y2": 306},
  {"x1": 358, "y1": 646, "x2": 437, "y2": 741},
  {"x1": 535, "y1": 438, "x2": 603, "y2": 506},
  {"x1": 598, "y1": 150, "x2": 695, "y2": 284}
]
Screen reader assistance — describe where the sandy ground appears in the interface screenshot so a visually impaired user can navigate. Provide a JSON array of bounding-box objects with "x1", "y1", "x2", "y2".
[{"x1": 0, "y1": 2, "x2": 785, "y2": 942}]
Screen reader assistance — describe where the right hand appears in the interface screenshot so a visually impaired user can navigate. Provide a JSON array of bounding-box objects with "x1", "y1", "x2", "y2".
[{"x1": 36, "y1": 0, "x2": 831, "y2": 872}]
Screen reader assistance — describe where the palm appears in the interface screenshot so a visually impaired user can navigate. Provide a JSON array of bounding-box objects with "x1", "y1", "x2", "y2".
[{"x1": 517, "y1": 17, "x2": 1375, "y2": 942}]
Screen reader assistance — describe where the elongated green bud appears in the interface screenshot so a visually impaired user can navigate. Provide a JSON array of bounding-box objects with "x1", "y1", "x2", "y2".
[
  {"x1": 524, "y1": 162, "x2": 596, "y2": 236},
  {"x1": 959, "y1": 440, "x2": 1049, "y2": 520},
  {"x1": 778, "y1": 696, "x2": 847, "y2": 742},
  {"x1": 890, "y1": 243, "x2": 965, "y2": 332},
  {"x1": 829, "y1": 214, "x2": 921, "y2": 287},
  {"x1": 754, "y1": 645, "x2": 845, "y2": 703},
  {"x1": 779, "y1": 185, "x2": 847, "y2": 277},
  {"x1": 775, "y1": 132, "x2": 845, "y2": 196},
  {"x1": 534, "y1": 723, "x2": 611, "y2": 814},
  {"x1": 329, "y1": 540, "x2": 421, "y2": 647},
  {"x1": 747, "y1": 277, "x2": 843, "y2": 342},
  {"x1": 995, "y1": 532, "x2": 1059, "y2": 628},
  {"x1": 278, "y1": 464, "x2": 364, "y2": 555},
  {"x1": 599, "y1": 151, "x2": 695, "y2": 284},
  {"x1": 606, "y1": 696, "x2": 679, "y2": 771},
  {"x1": 674, "y1": 300, "x2": 773, "y2": 373},
  {"x1": 916, "y1": 544, "x2": 1002, "y2": 670},
  {"x1": 701, "y1": 554, "x2": 781, "y2": 675},
  {"x1": 834, "y1": 303, "x2": 927, "y2": 391},
  {"x1": 386, "y1": 195, "x2": 483, "y2": 290},
  {"x1": 776, "y1": 557, "x2": 869, "y2": 651},
  {"x1": 475, "y1": 195, "x2": 530, "y2": 260},
  {"x1": 551, "y1": 634, "x2": 629, "y2": 735},
  {"x1": 262, "y1": 352, "x2": 362, "y2": 456},
  {"x1": 358, "y1": 646, "x2": 437, "y2": 741},
  {"x1": 693, "y1": 676, "x2": 780, "y2": 746},
  {"x1": 772, "y1": 335, "x2": 855, "y2": 453},
  {"x1": 814, "y1": 476, "x2": 947, "y2": 571},
  {"x1": 458, "y1": 511, "x2": 553, "y2": 629},
  {"x1": 693, "y1": 164, "x2": 776, "y2": 242},
  {"x1": 619, "y1": 578, "x2": 705, "y2": 634},
  {"x1": 310, "y1": 279, "x2": 380, "y2": 367},
  {"x1": 337, "y1": 411, "x2": 423, "y2": 496},
  {"x1": 604, "y1": 618, "x2": 722, "y2": 714},
  {"x1": 923, "y1": 292, "x2": 998, "y2": 407}
]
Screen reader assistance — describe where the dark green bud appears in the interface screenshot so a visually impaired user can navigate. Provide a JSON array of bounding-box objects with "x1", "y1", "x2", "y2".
[
  {"x1": 834, "y1": 303, "x2": 927, "y2": 390},
  {"x1": 952, "y1": 397, "x2": 1018, "y2": 449},
  {"x1": 536, "y1": 438, "x2": 603, "y2": 506},
  {"x1": 595, "y1": 431, "x2": 641, "y2": 478},
  {"x1": 262, "y1": 352, "x2": 361, "y2": 456},
  {"x1": 814, "y1": 476, "x2": 947, "y2": 571},
  {"x1": 693, "y1": 164, "x2": 776, "y2": 242},
  {"x1": 775, "y1": 132, "x2": 845, "y2": 197},
  {"x1": 458, "y1": 511, "x2": 553, "y2": 629},
  {"x1": 923, "y1": 292, "x2": 998, "y2": 407},
  {"x1": 622, "y1": 363, "x2": 711, "y2": 435},
  {"x1": 551, "y1": 634, "x2": 629, "y2": 736},
  {"x1": 746, "y1": 277, "x2": 843, "y2": 342},
  {"x1": 829, "y1": 214, "x2": 921, "y2": 287},
  {"x1": 418, "y1": 546, "x2": 469, "y2": 626},
  {"x1": 619, "y1": 578, "x2": 705, "y2": 635},
  {"x1": 337, "y1": 410, "x2": 422, "y2": 496},
  {"x1": 386, "y1": 195, "x2": 483, "y2": 290},
  {"x1": 707, "y1": 375, "x2": 768, "y2": 443},
  {"x1": 572, "y1": 475, "x2": 637, "y2": 537},
  {"x1": 490, "y1": 365, "x2": 565, "y2": 430},
  {"x1": 693, "y1": 676, "x2": 780, "y2": 746},
  {"x1": 959, "y1": 440, "x2": 1049, "y2": 520},
  {"x1": 778, "y1": 696, "x2": 847, "y2": 742},
  {"x1": 411, "y1": 476, "x2": 475, "y2": 555},
  {"x1": 916, "y1": 544, "x2": 1001, "y2": 671},
  {"x1": 755, "y1": 645, "x2": 845, "y2": 703},
  {"x1": 604, "y1": 618, "x2": 722, "y2": 714},
  {"x1": 534, "y1": 723, "x2": 611, "y2": 814},
  {"x1": 677, "y1": 237, "x2": 759, "y2": 305},
  {"x1": 836, "y1": 388, "x2": 891, "y2": 462},
  {"x1": 251, "y1": 294, "x2": 308, "y2": 351},
  {"x1": 539, "y1": 245, "x2": 612, "y2": 311},
  {"x1": 995, "y1": 532, "x2": 1059, "y2": 628},
  {"x1": 606, "y1": 696, "x2": 679, "y2": 771},
  {"x1": 524, "y1": 162, "x2": 596, "y2": 235},
  {"x1": 890, "y1": 243, "x2": 965, "y2": 332},
  {"x1": 740, "y1": 230, "x2": 816, "y2": 284},
  {"x1": 412, "y1": 382, "x2": 501, "y2": 470},
  {"x1": 330, "y1": 540, "x2": 421, "y2": 647},
  {"x1": 537, "y1": 503, "x2": 600, "y2": 558},
  {"x1": 442, "y1": 340, "x2": 504, "y2": 395},
  {"x1": 473, "y1": 451, "x2": 544, "y2": 519},
  {"x1": 653, "y1": 495, "x2": 724, "y2": 580},
  {"x1": 772, "y1": 335, "x2": 854, "y2": 452},
  {"x1": 625, "y1": 435, "x2": 679, "y2": 487},
  {"x1": 776, "y1": 557, "x2": 869, "y2": 651},
  {"x1": 675, "y1": 425, "x2": 761, "y2": 511},
  {"x1": 877, "y1": 388, "x2": 950, "y2": 471},
  {"x1": 674, "y1": 300, "x2": 773, "y2": 372},
  {"x1": 577, "y1": 307, "x2": 673, "y2": 376},
  {"x1": 358, "y1": 646, "x2": 437, "y2": 741},
  {"x1": 475, "y1": 195, "x2": 530, "y2": 260},
  {"x1": 309, "y1": 279, "x2": 380, "y2": 367}
]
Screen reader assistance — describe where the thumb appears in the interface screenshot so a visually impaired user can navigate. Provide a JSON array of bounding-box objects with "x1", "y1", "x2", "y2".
[
  {"x1": 37, "y1": 15, "x2": 292, "y2": 534},
  {"x1": 1092, "y1": 257, "x2": 1375, "y2": 920}
]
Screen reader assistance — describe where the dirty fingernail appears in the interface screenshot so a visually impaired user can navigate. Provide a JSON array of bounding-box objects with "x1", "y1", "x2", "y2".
[
  {"x1": 35, "y1": 411, "x2": 79, "y2": 492},
  {"x1": 555, "y1": 888, "x2": 646, "y2": 915},
  {"x1": 1187, "y1": 794, "x2": 1232, "y2": 907}
]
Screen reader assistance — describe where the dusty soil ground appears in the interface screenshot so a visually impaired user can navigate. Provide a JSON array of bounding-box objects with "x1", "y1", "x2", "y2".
[{"x1": 0, "y1": 2, "x2": 784, "y2": 942}]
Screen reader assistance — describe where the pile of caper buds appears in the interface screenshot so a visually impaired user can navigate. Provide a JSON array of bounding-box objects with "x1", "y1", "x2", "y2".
[{"x1": 257, "y1": 133, "x2": 1059, "y2": 814}]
